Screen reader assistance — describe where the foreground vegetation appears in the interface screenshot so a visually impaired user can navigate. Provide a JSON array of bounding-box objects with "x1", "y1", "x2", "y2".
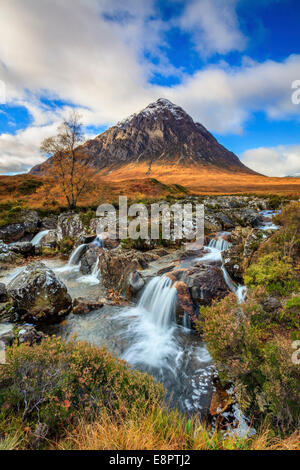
[
  {"x1": 197, "y1": 202, "x2": 300, "y2": 434},
  {"x1": 0, "y1": 336, "x2": 299, "y2": 451}
]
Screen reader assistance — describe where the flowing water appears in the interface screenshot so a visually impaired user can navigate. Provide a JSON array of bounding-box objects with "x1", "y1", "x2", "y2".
[{"x1": 30, "y1": 230, "x2": 50, "y2": 246}]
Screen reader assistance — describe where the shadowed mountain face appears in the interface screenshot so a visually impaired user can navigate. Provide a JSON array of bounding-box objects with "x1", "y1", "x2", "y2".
[{"x1": 31, "y1": 98, "x2": 256, "y2": 176}]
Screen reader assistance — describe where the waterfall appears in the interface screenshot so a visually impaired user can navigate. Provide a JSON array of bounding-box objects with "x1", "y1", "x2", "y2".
[
  {"x1": 78, "y1": 255, "x2": 100, "y2": 285},
  {"x1": 202, "y1": 235, "x2": 247, "y2": 304},
  {"x1": 138, "y1": 276, "x2": 177, "y2": 329},
  {"x1": 221, "y1": 265, "x2": 247, "y2": 304},
  {"x1": 120, "y1": 276, "x2": 178, "y2": 369},
  {"x1": 31, "y1": 230, "x2": 50, "y2": 246},
  {"x1": 209, "y1": 236, "x2": 231, "y2": 252},
  {"x1": 68, "y1": 244, "x2": 88, "y2": 266}
]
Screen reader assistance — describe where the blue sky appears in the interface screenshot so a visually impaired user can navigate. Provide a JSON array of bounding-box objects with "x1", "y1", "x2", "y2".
[{"x1": 0, "y1": 0, "x2": 300, "y2": 176}]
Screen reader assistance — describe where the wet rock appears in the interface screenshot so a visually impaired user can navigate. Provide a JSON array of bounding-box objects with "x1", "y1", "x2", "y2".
[
  {"x1": 214, "y1": 212, "x2": 236, "y2": 230},
  {"x1": 209, "y1": 389, "x2": 233, "y2": 416},
  {"x1": 223, "y1": 227, "x2": 265, "y2": 283},
  {"x1": 128, "y1": 271, "x2": 145, "y2": 294},
  {"x1": 10, "y1": 241, "x2": 34, "y2": 256},
  {"x1": 99, "y1": 247, "x2": 168, "y2": 296},
  {"x1": 57, "y1": 213, "x2": 85, "y2": 241},
  {"x1": 40, "y1": 230, "x2": 57, "y2": 248},
  {"x1": 0, "y1": 323, "x2": 14, "y2": 347},
  {"x1": 0, "y1": 240, "x2": 17, "y2": 263},
  {"x1": 7, "y1": 262, "x2": 72, "y2": 324},
  {"x1": 18, "y1": 325, "x2": 45, "y2": 345},
  {"x1": 0, "y1": 210, "x2": 39, "y2": 243},
  {"x1": 173, "y1": 280, "x2": 196, "y2": 322},
  {"x1": 0, "y1": 283, "x2": 8, "y2": 302},
  {"x1": 168, "y1": 264, "x2": 229, "y2": 307},
  {"x1": 40, "y1": 216, "x2": 58, "y2": 230},
  {"x1": 80, "y1": 247, "x2": 100, "y2": 274},
  {"x1": 73, "y1": 297, "x2": 104, "y2": 315}
]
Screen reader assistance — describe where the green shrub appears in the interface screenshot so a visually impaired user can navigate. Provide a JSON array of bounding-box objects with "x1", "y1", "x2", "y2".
[
  {"x1": 0, "y1": 337, "x2": 164, "y2": 440},
  {"x1": 244, "y1": 252, "x2": 299, "y2": 296},
  {"x1": 58, "y1": 236, "x2": 75, "y2": 254},
  {"x1": 198, "y1": 293, "x2": 300, "y2": 430}
]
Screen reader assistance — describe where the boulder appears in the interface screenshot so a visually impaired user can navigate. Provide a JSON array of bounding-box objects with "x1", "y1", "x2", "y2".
[
  {"x1": 128, "y1": 271, "x2": 145, "y2": 294},
  {"x1": 0, "y1": 283, "x2": 8, "y2": 302},
  {"x1": 57, "y1": 213, "x2": 84, "y2": 241},
  {"x1": 168, "y1": 264, "x2": 229, "y2": 307},
  {"x1": 80, "y1": 247, "x2": 100, "y2": 274},
  {"x1": 0, "y1": 240, "x2": 17, "y2": 263},
  {"x1": 40, "y1": 216, "x2": 58, "y2": 230},
  {"x1": 98, "y1": 247, "x2": 169, "y2": 296},
  {"x1": 40, "y1": 230, "x2": 57, "y2": 248},
  {"x1": 222, "y1": 227, "x2": 265, "y2": 283},
  {"x1": 17, "y1": 325, "x2": 45, "y2": 346},
  {"x1": 0, "y1": 210, "x2": 39, "y2": 243},
  {"x1": 10, "y1": 241, "x2": 34, "y2": 256},
  {"x1": 7, "y1": 262, "x2": 72, "y2": 323},
  {"x1": 73, "y1": 297, "x2": 104, "y2": 315}
]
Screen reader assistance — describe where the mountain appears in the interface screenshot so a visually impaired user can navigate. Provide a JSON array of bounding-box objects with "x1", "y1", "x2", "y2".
[
  {"x1": 31, "y1": 98, "x2": 256, "y2": 178},
  {"x1": 286, "y1": 172, "x2": 300, "y2": 178}
]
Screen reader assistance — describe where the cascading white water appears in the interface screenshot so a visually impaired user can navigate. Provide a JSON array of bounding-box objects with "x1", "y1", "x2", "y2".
[
  {"x1": 209, "y1": 237, "x2": 231, "y2": 252},
  {"x1": 203, "y1": 234, "x2": 247, "y2": 304},
  {"x1": 68, "y1": 244, "x2": 87, "y2": 266},
  {"x1": 119, "y1": 276, "x2": 178, "y2": 369},
  {"x1": 138, "y1": 276, "x2": 178, "y2": 328},
  {"x1": 78, "y1": 255, "x2": 100, "y2": 285},
  {"x1": 31, "y1": 230, "x2": 50, "y2": 246}
]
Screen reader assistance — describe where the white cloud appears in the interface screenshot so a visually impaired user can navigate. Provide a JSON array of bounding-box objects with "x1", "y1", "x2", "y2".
[
  {"x1": 0, "y1": 1, "x2": 299, "y2": 175},
  {"x1": 0, "y1": 124, "x2": 57, "y2": 174},
  {"x1": 241, "y1": 145, "x2": 300, "y2": 177},
  {"x1": 178, "y1": 0, "x2": 247, "y2": 57}
]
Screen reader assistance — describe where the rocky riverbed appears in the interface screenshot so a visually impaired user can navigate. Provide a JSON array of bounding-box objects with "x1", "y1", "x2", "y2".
[{"x1": 0, "y1": 195, "x2": 286, "y2": 427}]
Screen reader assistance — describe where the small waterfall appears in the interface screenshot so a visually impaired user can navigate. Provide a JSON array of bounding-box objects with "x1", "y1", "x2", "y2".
[
  {"x1": 203, "y1": 235, "x2": 247, "y2": 304},
  {"x1": 120, "y1": 276, "x2": 178, "y2": 369},
  {"x1": 138, "y1": 276, "x2": 177, "y2": 328},
  {"x1": 68, "y1": 244, "x2": 88, "y2": 266},
  {"x1": 78, "y1": 255, "x2": 100, "y2": 285},
  {"x1": 31, "y1": 230, "x2": 50, "y2": 246},
  {"x1": 221, "y1": 265, "x2": 247, "y2": 304},
  {"x1": 209, "y1": 237, "x2": 231, "y2": 252}
]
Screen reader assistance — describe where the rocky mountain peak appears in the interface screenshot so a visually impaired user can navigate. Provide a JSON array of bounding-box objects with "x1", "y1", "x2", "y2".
[
  {"x1": 116, "y1": 98, "x2": 190, "y2": 129},
  {"x1": 31, "y1": 99, "x2": 255, "y2": 176}
]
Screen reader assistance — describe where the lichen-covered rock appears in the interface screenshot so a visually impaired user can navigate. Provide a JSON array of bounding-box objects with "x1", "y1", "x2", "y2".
[
  {"x1": 0, "y1": 240, "x2": 17, "y2": 263},
  {"x1": 40, "y1": 230, "x2": 57, "y2": 248},
  {"x1": 0, "y1": 210, "x2": 39, "y2": 243},
  {"x1": 222, "y1": 227, "x2": 265, "y2": 283},
  {"x1": 7, "y1": 262, "x2": 72, "y2": 323},
  {"x1": 10, "y1": 241, "x2": 34, "y2": 256},
  {"x1": 57, "y1": 213, "x2": 85, "y2": 241}
]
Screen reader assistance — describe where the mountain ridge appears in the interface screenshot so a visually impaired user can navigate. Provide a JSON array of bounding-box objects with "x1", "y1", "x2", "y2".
[{"x1": 30, "y1": 98, "x2": 257, "y2": 177}]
